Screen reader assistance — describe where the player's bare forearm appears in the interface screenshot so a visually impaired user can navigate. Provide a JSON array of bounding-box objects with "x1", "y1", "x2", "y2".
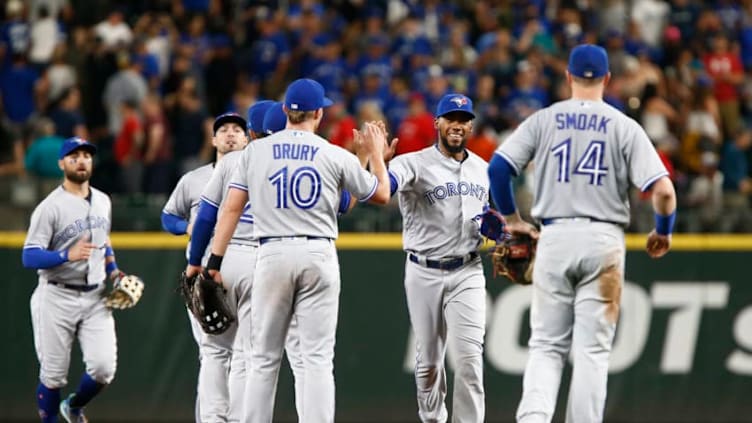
[
  {"x1": 650, "y1": 176, "x2": 676, "y2": 215},
  {"x1": 647, "y1": 176, "x2": 676, "y2": 258},
  {"x1": 364, "y1": 122, "x2": 391, "y2": 204},
  {"x1": 210, "y1": 188, "x2": 246, "y2": 257}
]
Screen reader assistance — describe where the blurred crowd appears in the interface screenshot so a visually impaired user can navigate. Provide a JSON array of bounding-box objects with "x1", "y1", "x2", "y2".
[{"x1": 0, "y1": 0, "x2": 751, "y2": 232}]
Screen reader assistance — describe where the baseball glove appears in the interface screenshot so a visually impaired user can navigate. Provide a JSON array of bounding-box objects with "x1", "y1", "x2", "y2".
[
  {"x1": 191, "y1": 272, "x2": 235, "y2": 335},
  {"x1": 479, "y1": 208, "x2": 508, "y2": 242},
  {"x1": 105, "y1": 274, "x2": 145, "y2": 309},
  {"x1": 490, "y1": 234, "x2": 536, "y2": 285},
  {"x1": 178, "y1": 271, "x2": 197, "y2": 314}
]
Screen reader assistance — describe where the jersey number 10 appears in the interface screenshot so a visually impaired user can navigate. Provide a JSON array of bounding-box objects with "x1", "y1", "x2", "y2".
[
  {"x1": 551, "y1": 138, "x2": 609, "y2": 185},
  {"x1": 269, "y1": 166, "x2": 322, "y2": 209}
]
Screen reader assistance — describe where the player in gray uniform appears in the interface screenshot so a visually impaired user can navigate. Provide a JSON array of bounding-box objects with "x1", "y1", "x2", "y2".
[
  {"x1": 488, "y1": 44, "x2": 677, "y2": 423},
  {"x1": 388, "y1": 94, "x2": 488, "y2": 423},
  {"x1": 23, "y1": 137, "x2": 127, "y2": 422},
  {"x1": 203, "y1": 78, "x2": 391, "y2": 423},
  {"x1": 162, "y1": 112, "x2": 250, "y2": 422}
]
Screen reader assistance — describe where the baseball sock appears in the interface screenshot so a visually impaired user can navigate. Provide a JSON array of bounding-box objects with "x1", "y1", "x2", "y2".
[
  {"x1": 68, "y1": 373, "x2": 104, "y2": 408},
  {"x1": 36, "y1": 382, "x2": 60, "y2": 422}
]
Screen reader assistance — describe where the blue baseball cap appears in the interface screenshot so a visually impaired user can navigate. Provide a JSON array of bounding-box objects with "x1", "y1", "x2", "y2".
[
  {"x1": 263, "y1": 102, "x2": 287, "y2": 135},
  {"x1": 436, "y1": 94, "x2": 475, "y2": 119},
  {"x1": 284, "y1": 78, "x2": 333, "y2": 112},
  {"x1": 568, "y1": 44, "x2": 609, "y2": 79},
  {"x1": 247, "y1": 100, "x2": 274, "y2": 133},
  {"x1": 59, "y1": 137, "x2": 97, "y2": 159},
  {"x1": 213, "y1": 112, "x2": 247, "y2": 134}
]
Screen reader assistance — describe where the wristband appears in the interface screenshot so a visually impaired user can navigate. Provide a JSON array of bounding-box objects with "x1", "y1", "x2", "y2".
[
  {"x1": 105, "y1": 246, "x2": 114, "y2": 258},
  {"x1": 655, "y1": 211, "x2": 676, "y2": 236},
  {"x1": 106, "y1": 261, "x2": 118, "y2": 275},
  {"x1": 206, "y1": 253, "x2": 223, "y2": 271},
  {"x1": 61, "y1": 249, "x2": 69, "y2": 262}
]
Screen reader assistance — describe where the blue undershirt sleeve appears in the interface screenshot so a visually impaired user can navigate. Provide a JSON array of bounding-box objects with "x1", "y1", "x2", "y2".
[
  {"x1": 488, "y1": 154, "x2": 518, "y2": 215},
  {"x1": 188, "y1": 200, "x2": 219, "y2": 266},
  {"x1": 22, "y1": 247, "x2": 68, "y2": 269},
  {"x1": 161, "y1": 212, "x2": 189, "y2": 235}
]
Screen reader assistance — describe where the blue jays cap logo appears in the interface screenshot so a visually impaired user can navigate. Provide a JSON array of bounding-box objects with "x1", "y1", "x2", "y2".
[{"x1": 451, "y1": 96, "x2": 468, "y2": 107}]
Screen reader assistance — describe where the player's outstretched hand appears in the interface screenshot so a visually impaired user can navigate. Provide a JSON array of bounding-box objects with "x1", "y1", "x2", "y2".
[
  {"x1": 352, "y1": 128, "x2": 369, "y2": 167},
  {"x1": 68, "y1": 235, "x2": 96, "y2": 261},
  {"x1": 504, "y1": 216, "x2": 540, "y2": 240},
  {"x1": 646, "y1": 230, "x2": 671, "y2": 258},
  {"x1": 364, "y1": 122, "x2": 386, "y2": 157},
  {"x1": 185, "y1": 264, "x2": 202, "y2": 278},
  {"x1": 374, "y1": 120, "x2": 399, "y2": 162},
  {"x1": 205, "y1": 268, "x2": 223, "y2": 285}
]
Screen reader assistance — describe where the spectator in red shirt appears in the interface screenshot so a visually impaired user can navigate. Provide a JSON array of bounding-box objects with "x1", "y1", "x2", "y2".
[
  {"x1": 113, "y1": 98, "x2": 144, "y2": 194},
  {"x1": 142, "y1": 94, "x2": 172, "y2": 194},
  {"x1": 319, "y1": 95, "x2": 357, "y2": 151},
  {"x1": 703, "y1": 33, "x2": 745, "y2": 138},
  {"x1": 395, "y1": 92, "x2": 436, "y2": 156}
]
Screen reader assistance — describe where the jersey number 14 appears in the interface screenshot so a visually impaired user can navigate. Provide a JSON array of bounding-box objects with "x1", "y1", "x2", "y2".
[
  {"x1": 269, "y1": 166, "x2": 322, "y2": 209},
  {"x1": 551, "y1": 138, "x2": 608, "y2": 185}
]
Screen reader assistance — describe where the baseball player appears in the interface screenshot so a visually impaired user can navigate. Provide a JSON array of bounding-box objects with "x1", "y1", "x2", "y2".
[
  {"x1": 388, "y1": 93, "x2": 489, "y2": 423},
  {"x1": 23, "y1": 137, "x2": 125, "y2": 422},
  {"x1": 488, "y1": 44, "x2": 677, "y2": 422},
  {"x1": 246, "y1": 100, "x2": 275, "y2": 139},
  {"x1": 162, "y1": 112, "x2": 251, "y2": 422},
  {"x1": 203, "y1": 78, "x2": 390, "y2": 423}
]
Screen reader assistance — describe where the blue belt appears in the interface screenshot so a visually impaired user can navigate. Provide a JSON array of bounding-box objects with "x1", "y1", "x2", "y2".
[
  {"x1": 409, "y1": 252, "x2": 479, "y2": 271},
  {"x1": 259, "y1": 236, "x2": 331, "y2": 245},
  {"x1": 541, "y1": 217, "x2": 620, "y2": 226},
  {"x1": 48, "y1": 280, "x2": 100, "y2": 292}
]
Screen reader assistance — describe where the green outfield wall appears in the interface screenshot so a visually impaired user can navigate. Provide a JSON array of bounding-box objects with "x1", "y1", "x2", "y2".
[{"x1": 2, "y1": 233, "x2": 752, "y2": 422}]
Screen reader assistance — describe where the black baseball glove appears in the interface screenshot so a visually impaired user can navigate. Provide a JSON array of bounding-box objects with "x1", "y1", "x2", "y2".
[
  {"x1": 191, "y1": 272, "x2": 235, "y2": 335},
  {"x1": 178, "y1": 271, "x2": 197, "y2": 314},
  {"x1": 489, "y1": 234, "x2": 537, "y2": 285}
]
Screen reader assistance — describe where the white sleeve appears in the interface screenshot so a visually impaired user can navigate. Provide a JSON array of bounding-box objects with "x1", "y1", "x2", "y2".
[
  {"x1": 201, "y1": 160, "x2": 227, "y2": 207},
  {"x1": 163, "y1": 173, "x2": 192, "y2": 218},
  {"x1": 388, "y1": 155, "x2": 417, "y2": 192},
  {"x1": 339, "y1": 150, "x2": 378, "y2": 201},
  {"x1": 624, "y1": 120, "x2": 669, "y2": 191},
  {"x1": 495, "y1": 112, "x2": 539, "y2": 174},
  {"x1": 229, "y1": 144, "x2": 253, "y2": 192},
  {"x1": 24, "y1": 203, "x2": 55, "y2": 250}
]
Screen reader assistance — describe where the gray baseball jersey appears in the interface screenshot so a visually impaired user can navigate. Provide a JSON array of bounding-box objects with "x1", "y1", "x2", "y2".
[
  {"x1": 229, "y1": 128, "x2": 378, "y2": 238},
  {"x1": 201, "y1": 150, "x2": 255, "y2": 244},
  {"x1": 24, "y1": 186, "x2": 112, "y2": 284},
  {"x1": 389, "y1": 144, "x2": 489, "y2": 422},
  {"x1": 163, "y1": 163, "x2": 214, "y2": 258},
  {"x1": 388, "y1": 145, "x2": 489, "y2": 257},
  {"x1": 26, "y1": 185, "x2": 117, "y2": 390},
  {"x1": 496, "y1": 99, "x2": 668, "y2": 225}
]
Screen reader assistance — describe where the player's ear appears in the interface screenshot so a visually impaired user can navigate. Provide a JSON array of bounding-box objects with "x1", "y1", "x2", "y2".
[
  {"x1": 603, "y1": 72, "x2": 612, "y2": 87},
  {"x1": 58, "y1": 159, "x2": 64, "y2": 171},
  {"x1": 434, "y1": 117, "x2": 440, "y2": 129},
  {"x1": 565, "y1": 70, "x2": 572, "y2": 85}
]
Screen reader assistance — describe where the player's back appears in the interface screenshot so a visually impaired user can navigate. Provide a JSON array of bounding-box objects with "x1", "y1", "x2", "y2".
[
  {"x1": 498, "y1": 99, "x2": 667, "y2": 226},
  {"x1": 238, "y1": 129, "x2": 375, "y2": 239}
]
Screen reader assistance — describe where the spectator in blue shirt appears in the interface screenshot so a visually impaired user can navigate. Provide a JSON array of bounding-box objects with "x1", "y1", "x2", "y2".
[{"x1": 0, "y1": 53, "x2": 40, "y2": 126}]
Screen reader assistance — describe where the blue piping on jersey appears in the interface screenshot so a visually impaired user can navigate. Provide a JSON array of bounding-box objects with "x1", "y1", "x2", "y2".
[
  {"x1": 161, "y1": 212, "x2": 188, "y2": 235},
  {"x1": 228, "y1": 183, "x2": 248, "y2": 192},
  {"x1": 640, "y1": 171, "x2": 670, "y2": 192},
  {"x1": 388, "y1": 171, "x2": 398, "y2": 195},
  {"x1": 358, "y1": 179, "x2": 379, "y2": 202},
  {"x1": 188, "y1": 200, "x2": 218, "y2": 266},
  {"x1": 488, "y1": 154, "x2": 518, "y2": 215},
  {"x1": 22, "y1": 246, "x2": 68, "y2": 269}
]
